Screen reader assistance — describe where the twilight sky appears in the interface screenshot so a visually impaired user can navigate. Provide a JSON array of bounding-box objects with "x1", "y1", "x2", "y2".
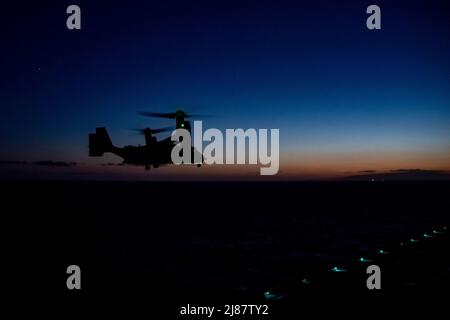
[{"x1": 1, "y1": 0, "x2": 449, "y2": 180}]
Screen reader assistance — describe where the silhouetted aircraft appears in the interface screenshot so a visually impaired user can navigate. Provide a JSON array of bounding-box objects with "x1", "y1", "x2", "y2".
[{"x1": 89, "y1": 110, "x2": 203, "y2": 170}]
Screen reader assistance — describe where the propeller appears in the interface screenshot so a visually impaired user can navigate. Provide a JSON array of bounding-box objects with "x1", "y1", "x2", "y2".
[
  {"x1": 139, "y1": 111, "x2": 178, "y2": 119},
  {"x1": 131, "y1": 127, "x2": 173, "y2": 135},
  {"x1": 138, "y1": 109, "x2": 211, "y2": 119}
]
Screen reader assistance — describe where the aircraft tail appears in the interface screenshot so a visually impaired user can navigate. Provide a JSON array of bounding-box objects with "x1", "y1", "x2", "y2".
[{"x1": 89, "y1": 127, "x2": 114, "y2": 156}]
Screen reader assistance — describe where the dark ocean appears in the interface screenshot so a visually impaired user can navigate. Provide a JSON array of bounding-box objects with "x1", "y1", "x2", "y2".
[{"x1": 4, "y1": 181, "x2": 450, "y2": 316}]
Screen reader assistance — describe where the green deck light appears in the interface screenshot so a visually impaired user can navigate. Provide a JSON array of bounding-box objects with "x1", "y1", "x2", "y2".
[
  {"x1": 423, "y1": 233, "x2": 432, "y2": 238},
  {"x1": 264, "y1": 292, "x2": 274, "y2": 300},
  {"x1": 264, "y1": 291, "x2": 286, "y2": 301},
  {"x1": 302, "y1": 278, "x2": 311, "y2": 284},
  {"x1": 331, "y1": 266, "x2": 347, "y2": 272},
  {"x1": 410, "y1": 238, "x2": 419, "y2": 243}
]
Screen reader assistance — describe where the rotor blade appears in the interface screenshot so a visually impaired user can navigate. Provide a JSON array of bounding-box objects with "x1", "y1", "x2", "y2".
[
  {"x1": 130, "y1": 127, "x2": 173, "y2": 134},
  {"x1": 138, "y1": 110, "x2": 213, "y2": 119},
  {"x1": 138, "y1": 111, "x2": 176, "y2": 119},
  {"x1": 130, "y1": 128, "x2": 146, "y2": 134},
  {"x1": 183, "y1": 113, "x2": 213, "y2": 118},
  {"x1": 150, "y1": 127, "x2": 173, "y2": 134}
]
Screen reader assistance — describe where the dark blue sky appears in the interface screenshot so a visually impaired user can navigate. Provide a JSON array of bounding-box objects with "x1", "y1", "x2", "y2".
[{"x1": 1, "y1": 0, "x2": 449, "y2": 178}]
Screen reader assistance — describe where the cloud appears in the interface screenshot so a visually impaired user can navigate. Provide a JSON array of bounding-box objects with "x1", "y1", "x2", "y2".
[
  {"x1": 341, "y1": 169, "x2": 450, "y2": 181},
  {"x1": 100, "y1": 162, "x2": 124, "y2": 166},
  {"x1": 390, "y1": 169, "x2": 445, "y2": 174},
  {"x1": 358, "y1": 170, "x2": 377, "y2": 173},
  {"x1": 1, "y1": 159, "x2": 78, "y2": 167},
  {"x1": 31, "y1": 160, "x2": 77, "y2": 167},
  {"x1": 0, "y1": 160, "x2": 28, "y2": 165}
]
